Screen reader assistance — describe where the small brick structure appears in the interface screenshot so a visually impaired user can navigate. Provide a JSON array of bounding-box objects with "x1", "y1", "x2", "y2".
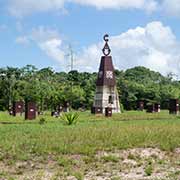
[
  {"x1": 169, "y1": 99, "x2": 179, "y2": 115},
  {"x1": 12, "y1": 101, "x2": 24, "y2": 116},
  {"x1": 91, "y1": 107, "x2": 103, "y2": 114},
  {"x1": 155, "y1": 104, "x2": 161, "y2": 113},
  {"x1": 25, "y1": 102, "x2": 36, "y2": 120},
  {"x1": 51, "y1": 111, "x2": 60, "y2": 117},
  {"x1": 137, "y1": 101, "x2": 144, "y2": 111},
  {"x1": 51, "y1": 111, "x2": 54, "y2": 116},
  {"x1": 51, "y1": 103, "x2": 69, "y2": 117},
  {"x1": 9, "y1": 106, "x2": 13, "y2": 116},
  {"x1": 91, "y1": 106, "x2": 95, "y2": 114},
  {"x1": 63, "y1": 102, "x2": 70, "y2": 112},
  {"x1": 105, "y1": 107, "x2": 112, "y2": 117},
  {"x1": 58, "y1": 105, "x2": 63, "y2": 113}
]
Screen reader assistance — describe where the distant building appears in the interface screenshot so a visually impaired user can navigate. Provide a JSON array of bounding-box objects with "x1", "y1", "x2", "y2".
[{"x1": 93, "y1": 35, "x2": 121, "y2": 113}]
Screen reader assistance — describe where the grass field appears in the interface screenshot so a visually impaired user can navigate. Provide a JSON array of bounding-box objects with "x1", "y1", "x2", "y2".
[
  {"x1": 0, "y1": 110, "x2": 180, "y2": 179},
  {"x1": 0, "y1": 110, "x2": 180, "y2": 159}
]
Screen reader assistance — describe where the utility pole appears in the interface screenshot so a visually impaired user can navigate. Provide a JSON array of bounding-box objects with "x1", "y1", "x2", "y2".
[
  {"x1": 66, "y1": 44, "x2": 75, "y2": 110},
  {"x1": 66, "y1": 44, "x2": 74, "y2": 72}
]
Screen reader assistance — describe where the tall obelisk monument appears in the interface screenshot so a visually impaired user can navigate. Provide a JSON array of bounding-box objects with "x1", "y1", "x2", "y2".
[{"x1": 93, "y1": 34, "x2": 121, "y2": 113}]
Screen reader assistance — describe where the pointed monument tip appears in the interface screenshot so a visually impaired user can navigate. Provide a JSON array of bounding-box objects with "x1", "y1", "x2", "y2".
[
  {"x1": 103, "y1": 34, "x2": 109, "y2": 42},
  {"x1": 102, "y1": 34, "x2": 111, "y2": 56}
]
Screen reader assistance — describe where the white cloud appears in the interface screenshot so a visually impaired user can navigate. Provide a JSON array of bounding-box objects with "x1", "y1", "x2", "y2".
[
  {"x1": 16, "y1": 27, "x2": 66, "y2": 68},
  {"x1": 8, "y1": 0, "x2": 65, "y2": 17},
  {"x1": 8, "y1": 0, "x2": 180, "y2": 18},
  {"x1": 71, "y1": 0, "x2": 157, "y2": 12},
  {"x1": 76, "y1": 21, "x2": 180, "y2": 77},
  {"x1": 39, "y1": 38, "x2": 65, "y2": 64},
  {"x1": 8, "y1": 0, "x2": 158, "y2": 17},
  {"x1": 162, "y1": 0, "x2": 180, "y2": 17},
  {"x1": 31, "y1": 26, "x2": 60, "y2": 43},
  {"x1": 15, "y1": 22, "x2": 180, "y2": 76},
  {"x1": 31, "y1": 27, "x2": 66, "y2": 67}
]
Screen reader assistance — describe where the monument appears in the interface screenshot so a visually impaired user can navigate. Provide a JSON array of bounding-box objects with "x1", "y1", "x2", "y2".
[
  {"x1": 146, "y1": 104, "x2": 155, "y2": 113},
  {"x1": 92, "y1": 34, "x2": 121, "y2": 114},
  {"x1": 137, "y1": 100, "x2": 144, "y2": 111},
  {"x1": 25, "y1": 102, "x2": 37, "y2": 120},
  {"x1": 155, "y1": 103, "x2": 161, "y2": 113},
  {"x1": 12, "y1": 101, "x2": 24, "y2": 116},
  {"x1": 169, "y1": 99, "x2": 179, "y2": 115}
]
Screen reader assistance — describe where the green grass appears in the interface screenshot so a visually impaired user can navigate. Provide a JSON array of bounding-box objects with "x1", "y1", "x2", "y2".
[
  {"x1": 0, "y1": 110, "x2": 180, "y2": 162},
  {"x1": 101, "y1": 155, "x2": 119, "y2": 163},
  {"x1": 145, "y1": 164, "x2": 153, "y2": 176}
]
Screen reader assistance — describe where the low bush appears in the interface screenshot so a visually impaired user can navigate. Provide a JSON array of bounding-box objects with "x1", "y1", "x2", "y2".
[
  {"x1": 60, "y1": 112, "x2": 79, "y2": 125},
  {"x1": 39, "y1": 118, "x2": 46, "y2": 125}
]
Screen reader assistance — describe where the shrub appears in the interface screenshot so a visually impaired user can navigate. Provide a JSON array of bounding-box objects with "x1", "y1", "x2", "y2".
[
  {"x1": 120, "y1": 103, "x2": 124, "y2": 113},
  {"x1": 58, "y1": 157, "x2": 74, "y2": 167},
  {"x1": 73, "y1": 171, "x2": 84, "y2": 180},
  {"x1": 102, "y1": 155, "x2": 119, "y2": 163},
  {"x1": 60, "y1": 112, "x2": 79, "y2": 125},
  {"x1": 145, "y1": 164, "x2": 153, "y2": 176},
  {"x1": 39, "y1": 118, "x2": 46, "y2": 125}
]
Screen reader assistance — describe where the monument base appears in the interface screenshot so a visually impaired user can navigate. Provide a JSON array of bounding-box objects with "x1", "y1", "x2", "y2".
[{"x1": 93, "y1": 85, "x2": 121, "y2": 113}]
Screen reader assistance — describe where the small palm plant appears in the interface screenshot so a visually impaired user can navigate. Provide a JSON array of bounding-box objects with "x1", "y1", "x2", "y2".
[{"x1": 60, "y1": 112, "x2": 79, "y2": 125}]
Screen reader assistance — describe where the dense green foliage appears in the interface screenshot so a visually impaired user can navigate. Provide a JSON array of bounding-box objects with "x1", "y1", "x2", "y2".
[{"x1": 0, "y1": 65, "x2": 180, "y2": 111}]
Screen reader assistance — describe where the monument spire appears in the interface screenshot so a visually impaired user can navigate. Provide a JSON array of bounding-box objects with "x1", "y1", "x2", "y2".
[
  {"x1": 102, "y1": 34, "x2": 111, "y2": 56},
  {"x1": 92, "y1": 34, "x2": 121, "y2": 114}
]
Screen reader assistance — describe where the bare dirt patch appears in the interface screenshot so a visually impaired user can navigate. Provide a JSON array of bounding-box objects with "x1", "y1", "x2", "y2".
[{"x1": 0, "y1": 148, "x2": 180, "y2": 180}]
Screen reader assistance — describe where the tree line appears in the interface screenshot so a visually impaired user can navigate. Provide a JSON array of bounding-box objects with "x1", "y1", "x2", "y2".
[{"x1": 0, "y1": 65, "x2": 179, "y2": 111}]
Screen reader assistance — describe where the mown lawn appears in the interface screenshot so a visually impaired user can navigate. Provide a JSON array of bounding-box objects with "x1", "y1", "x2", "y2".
[{"x1": 0, "y1": 110, "x2": 180, "y2": 162}]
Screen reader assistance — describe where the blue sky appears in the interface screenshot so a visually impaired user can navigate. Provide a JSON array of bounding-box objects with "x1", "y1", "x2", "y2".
[{"x1": 0, "y1": 0, "x2": 180, "y2": 76}]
